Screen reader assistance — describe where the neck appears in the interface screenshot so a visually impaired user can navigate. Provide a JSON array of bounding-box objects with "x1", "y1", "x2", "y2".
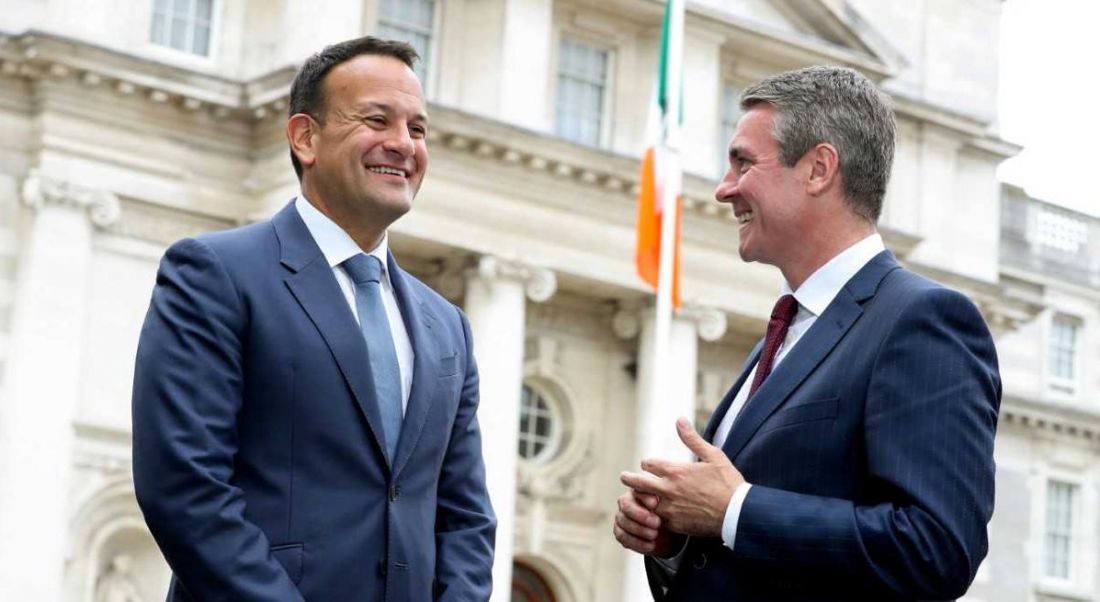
[
  {"x1": 302, "y1": 183, "x2": 387, "y2": 253},
  {"x1": 780, "y1": 218, "x2": 876, "y2": 291}
]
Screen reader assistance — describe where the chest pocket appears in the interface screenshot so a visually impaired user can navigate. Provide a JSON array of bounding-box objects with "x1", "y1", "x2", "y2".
[{"x1": 761, "y1": 397, "x2": 838, "y2": 433}]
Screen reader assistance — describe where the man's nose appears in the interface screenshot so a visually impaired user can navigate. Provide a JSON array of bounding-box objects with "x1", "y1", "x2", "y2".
[
  {"x1": 383, "y1": 125, "x2": 415, "y2": 156},
  {"x1": 714, "y1": 170, "x2": 738, "y2": 202}
]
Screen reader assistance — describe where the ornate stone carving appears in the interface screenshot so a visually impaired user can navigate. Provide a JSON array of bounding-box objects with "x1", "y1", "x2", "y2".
[
  {"x1": 21, "y1": 169, "x2": 121, "y2": 228},
  {"x1": 437, "y1": 255, "x2": 558, "y2": 303},
  {"x1": 680, "y1": 303, "x2": 729, "y2": 341},
  {"x1": 612, "y1": 300, "x2": 727, "y2": 341},
  {"x1": 474, "y1": 255, "x2": 557, "y2": 302}
]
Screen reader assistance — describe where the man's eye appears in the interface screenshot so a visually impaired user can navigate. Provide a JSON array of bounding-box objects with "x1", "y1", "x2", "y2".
[
  {"x1": 365, "y1": 116, "x2": 386, "y2": 125},
  {"x1": 410, "y1": 126, "x2": 427, "y2": 138}
]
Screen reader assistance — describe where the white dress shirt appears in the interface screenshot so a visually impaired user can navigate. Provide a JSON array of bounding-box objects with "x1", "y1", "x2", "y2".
[
  {"x1": 295, "y1": 196, "x2": 414, "y2": 414},
  {"x1": 714, "y1": 232, "x2": 886, "y2": 550}
]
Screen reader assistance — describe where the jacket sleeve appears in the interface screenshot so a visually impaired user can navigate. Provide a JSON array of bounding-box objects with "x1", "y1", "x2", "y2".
[
  {"x1": 432, "y1": 308, "x2": 497, "y2": 601},
  {"x1": 731, "y1": 287, "x2": 1001, "y2": 600},
  {"x1": 131, "y1": 237, "x2": 305, "y2": 602}
]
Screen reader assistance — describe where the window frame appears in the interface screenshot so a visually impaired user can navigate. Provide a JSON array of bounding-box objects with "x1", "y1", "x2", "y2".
[
  {"x1": 550, "y1": 31, "x2": 616, "y2": 149},
  {"x1": 148, "y1": 0, "x2": 219, "y2": 60},
  {"x1": 517, "y1": 382, "x2": 564, "y2": 464},
  {"x1": 1045, "y1": 312, "x2": 1083, "y2": 400},
  {"x1": 374, "y1": 0, "x2": 442, "y2": 97},
  {"x1": 1042, "y1": 478, "x2": 1078, "y2": 582}
]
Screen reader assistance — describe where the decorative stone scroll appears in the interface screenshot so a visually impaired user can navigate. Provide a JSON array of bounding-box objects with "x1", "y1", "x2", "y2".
[{"x1": 21, "y1": 169, "x2": 121, "y2": 227}]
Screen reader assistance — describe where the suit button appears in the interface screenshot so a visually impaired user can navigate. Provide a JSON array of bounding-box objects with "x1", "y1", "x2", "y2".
[
  {"x1": 692, "y1": 553, "x2": 707, "y2": 570},
  {"x1": 389, "y1": 486, "x2": 401, "y2": 501}
]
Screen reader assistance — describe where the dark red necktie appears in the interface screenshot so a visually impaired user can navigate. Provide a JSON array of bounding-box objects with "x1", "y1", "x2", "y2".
[{"x1": 747, "y1": 294, "x2": 799, "y2": 400}]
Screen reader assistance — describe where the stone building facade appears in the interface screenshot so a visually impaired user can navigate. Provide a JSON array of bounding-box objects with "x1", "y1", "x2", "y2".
[{"x1": 0, "y1": 0, "x2": 1095, "y2": 601}]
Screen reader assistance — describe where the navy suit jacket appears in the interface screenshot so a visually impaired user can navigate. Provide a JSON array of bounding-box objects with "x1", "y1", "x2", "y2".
[
  {"x1": 132, "y1": 202, "x2": 496, "y2": 601},
  {"x1": 648, "y1": 251, "x2": 1001, "y2": 601}
]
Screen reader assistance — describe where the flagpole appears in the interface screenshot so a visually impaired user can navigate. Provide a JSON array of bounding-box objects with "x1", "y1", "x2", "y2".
[{"x1": 651, "y1": 0, "x2": 684, "y2": 451}]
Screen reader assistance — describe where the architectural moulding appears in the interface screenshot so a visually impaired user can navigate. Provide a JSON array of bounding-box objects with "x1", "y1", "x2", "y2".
[
  {"x1": 517, "y1": 338, "x2": 596, "y2": 503},
  {"x1": 104, "y1": 198, "x2": 235, "y2": 247},
  {"x1": 21, "y1": 169, "x2": 120, "y2": 227},
  {"x1": 439, "y1": 255, "x2": 558, "y2": 303},
  {"x1": 1001, "y1": 396, "x2": 1100, "y2": 444},
  {"x1": 904, "y1": 259, "x2": 1045, "y2": 336},
  {"x1": 612, "y1": 300, "x2": 728, "y2": 342},
  {"x1": 694, "y1": 1, "x2": 898, "y2": 82}
]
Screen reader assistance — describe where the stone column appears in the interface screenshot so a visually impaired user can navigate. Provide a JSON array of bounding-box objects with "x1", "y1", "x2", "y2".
[
  {"x1": 461, "y1": 255, "x2": 556, "y2": 602},
  {"x1": 0, "y1": 169, "x2": 120, "y2": 601},
  {"x1": 613, "y1": 302, "x2": 727, "y2": 602}
]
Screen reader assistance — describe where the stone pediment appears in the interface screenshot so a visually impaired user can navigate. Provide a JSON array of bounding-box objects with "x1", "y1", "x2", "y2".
[{"x1": 691, "y1": 0, "x2": 903, "y2": 81}]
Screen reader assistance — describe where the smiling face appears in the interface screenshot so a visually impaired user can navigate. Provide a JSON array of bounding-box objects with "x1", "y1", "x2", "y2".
[
  {"x1": 714, "y1": 104, "x2": 812, "y2": 270},
  {"x1": 299, "y1": 54, "x2": 428, "y2": 237}
]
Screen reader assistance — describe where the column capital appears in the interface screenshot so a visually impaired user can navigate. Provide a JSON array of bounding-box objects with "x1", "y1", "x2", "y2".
[
  {"x1": 473, "y1": 255, "x2": 556, "y2": 302},
  {"x1": 679, "y1": 303, "x2": 728, "y2": 342},
  {"x1": 21, "y1": 169, "x2": 120, "y2": 227},
  {"x1": 612, "y1": 300, "x2": 727, "y2": 342},
  {"x1": 444, "y1": 254, "x2": 558, "y2": 303}
]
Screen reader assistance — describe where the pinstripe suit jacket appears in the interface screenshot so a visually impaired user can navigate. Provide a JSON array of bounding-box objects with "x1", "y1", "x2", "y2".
[{"x1": 649, "y1": 250, "x2": 1001, "y2": 601}]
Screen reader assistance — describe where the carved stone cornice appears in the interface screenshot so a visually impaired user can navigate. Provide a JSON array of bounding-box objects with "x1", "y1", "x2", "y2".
[
  {"x1": 611, "y1": 300, "x2": 727, "y2": 341},
  {"x1": 21, "y1": 168, "x2": 120, "y2": 227},
  {"x1": 443, "y1": 255, "x2": 557, "y2": 303},
  {"x1": 1000, "y1": 395, "x2": 1100, "y2": 444},
  {"x1": 906, "y1": 260, "x2": 1045, "y2": 336}
]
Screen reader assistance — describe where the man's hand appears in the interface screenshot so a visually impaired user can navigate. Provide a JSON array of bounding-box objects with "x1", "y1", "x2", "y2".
[
  {"x1": 613, "y1": 489, "x2": 684, "y2": 558},
  {"x1": 620, "y1": 418, "x2": 745, "y2": 538}
]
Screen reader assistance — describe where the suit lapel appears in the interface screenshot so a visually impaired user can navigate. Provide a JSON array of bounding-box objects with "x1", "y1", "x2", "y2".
[
  {"x1": 702, "y1": 340, "x2": 762, "y2": 443},
  {"x1": 273, "y1": 203, "x2": 391, "y2": 467},
  {"x1": 721, "y1": 251, "x2": 900, "y2": 461},
  {"x1": 386, "y1": 251, "x2": 440, "y2": 478}
]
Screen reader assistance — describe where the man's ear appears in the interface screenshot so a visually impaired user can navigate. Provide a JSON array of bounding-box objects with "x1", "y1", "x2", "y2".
[
  {"x1": 805, "y1": 142, "x2": 840, "y2": 196},
  {"x1": 287, "y1": 113, "x2": 319, "y2": 171}
]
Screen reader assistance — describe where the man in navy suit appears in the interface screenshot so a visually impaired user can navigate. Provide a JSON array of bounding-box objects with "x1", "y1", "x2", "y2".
[
  {"x1": 132, "y1": 37, "x2": 495, "y2": 601},
  {"x1": 615, "y1": 66, "x2": 1000, "y2": 601}
]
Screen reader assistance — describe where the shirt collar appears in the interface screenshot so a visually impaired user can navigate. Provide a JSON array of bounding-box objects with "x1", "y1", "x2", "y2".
[
  {"x1": 294, "y1": 195, "x2": 390, "y2": 275},
  {"x1": 781, "y1": 232, "x2": 885, "y2": 316}
]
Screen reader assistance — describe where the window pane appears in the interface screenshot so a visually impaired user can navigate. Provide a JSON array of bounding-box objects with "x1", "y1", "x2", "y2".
[
  {"x1": 170, "y1": 17, "x2": 189, "y2": 50},
  {"x1": 171, "y1": 0, "x2": 191, "y2": 19},
  {"x1": 150, "y1": 0, "x2": 212, "y2": 56},
  {"x1": 1048, "y1": 317, "x2": 1079, "y2": 384},
  {"x1": 1044, "y1": 481, "x2": 1076, "y2": 579},
  {"x1": 196, "y1": 0, "x2": 212, "y2": 22},
  {"x1": 378, "y1": 0, "x2": 435, "y2": 83},
  {"x1": 517, "y1": 385, "x2": 559, "y2": 461},
  {"x1": 192, "y1": 24, "x2": 210, "y2": 56},
  {"x1": 555, "y1": 38, "x2": 607, "y2": 147},
  {"x1": 150, "y1": 13, "x2": 167, "y2": 45}
]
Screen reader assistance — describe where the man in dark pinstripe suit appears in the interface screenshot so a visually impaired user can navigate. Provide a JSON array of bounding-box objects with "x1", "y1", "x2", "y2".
[{"x1": 615, "y1": 66, "x2": 1000, "y2": 601}]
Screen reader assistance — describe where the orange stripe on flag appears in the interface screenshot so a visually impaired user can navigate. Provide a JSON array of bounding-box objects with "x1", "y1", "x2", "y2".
[{"x1": 635, "y1": 148, "x2": 682, "y2": 309}]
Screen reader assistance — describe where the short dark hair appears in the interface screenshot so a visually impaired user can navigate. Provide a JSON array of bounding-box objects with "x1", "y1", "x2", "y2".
[
  {"x1": 741, "y1": 66, "x2": 895, "y2": 222},
  {"x1": 287, "y1": 36, "x2": 419, "y2": 181}
]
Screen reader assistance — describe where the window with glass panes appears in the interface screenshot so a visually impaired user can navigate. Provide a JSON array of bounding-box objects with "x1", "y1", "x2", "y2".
[
  {"x1": 378, "y1": 0, "x2": 436, "y2": 83},
  {"x1": 1044, "y1": 480, "x2": 1077, "y2": 580},
  {"x1": 150, "y1": 0, "x2": 213, "y2": 57},
  {"x1": 517, "y1": 385, "x2": 557, "y2": 461},
  {"x1": 1048, "y1": 315, "x2": 1080, "y2": 393},
  {"x1": 719, "y1": 84, "x2": 742, "y2": 175},
  {"x1": 555, "y1": 38, "x2": 609, "y2": 147}
]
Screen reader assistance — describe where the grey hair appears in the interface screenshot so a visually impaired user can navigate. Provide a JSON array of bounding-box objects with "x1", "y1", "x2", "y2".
[{"x1": 740, "y1": 65, "x2": 895, "y2": 222}]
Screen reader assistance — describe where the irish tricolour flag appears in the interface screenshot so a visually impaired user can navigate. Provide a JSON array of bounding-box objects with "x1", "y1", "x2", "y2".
[{"x1": 635, "y1": 0, "x2": 684, "y2": 310}]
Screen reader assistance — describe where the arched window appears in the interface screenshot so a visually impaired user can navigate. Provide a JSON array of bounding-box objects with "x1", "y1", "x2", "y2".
[
  {"x1": 511, "y1": 560, "x2": 556, "y2": 602},
  {"x1": 517, "y1": 383, "x2": 560, "y2": 462}
]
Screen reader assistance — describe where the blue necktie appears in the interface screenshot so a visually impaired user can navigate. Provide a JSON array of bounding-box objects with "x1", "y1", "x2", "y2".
[{"x1": 343, "y1": 254, "x2": 402, "y2": 462}]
